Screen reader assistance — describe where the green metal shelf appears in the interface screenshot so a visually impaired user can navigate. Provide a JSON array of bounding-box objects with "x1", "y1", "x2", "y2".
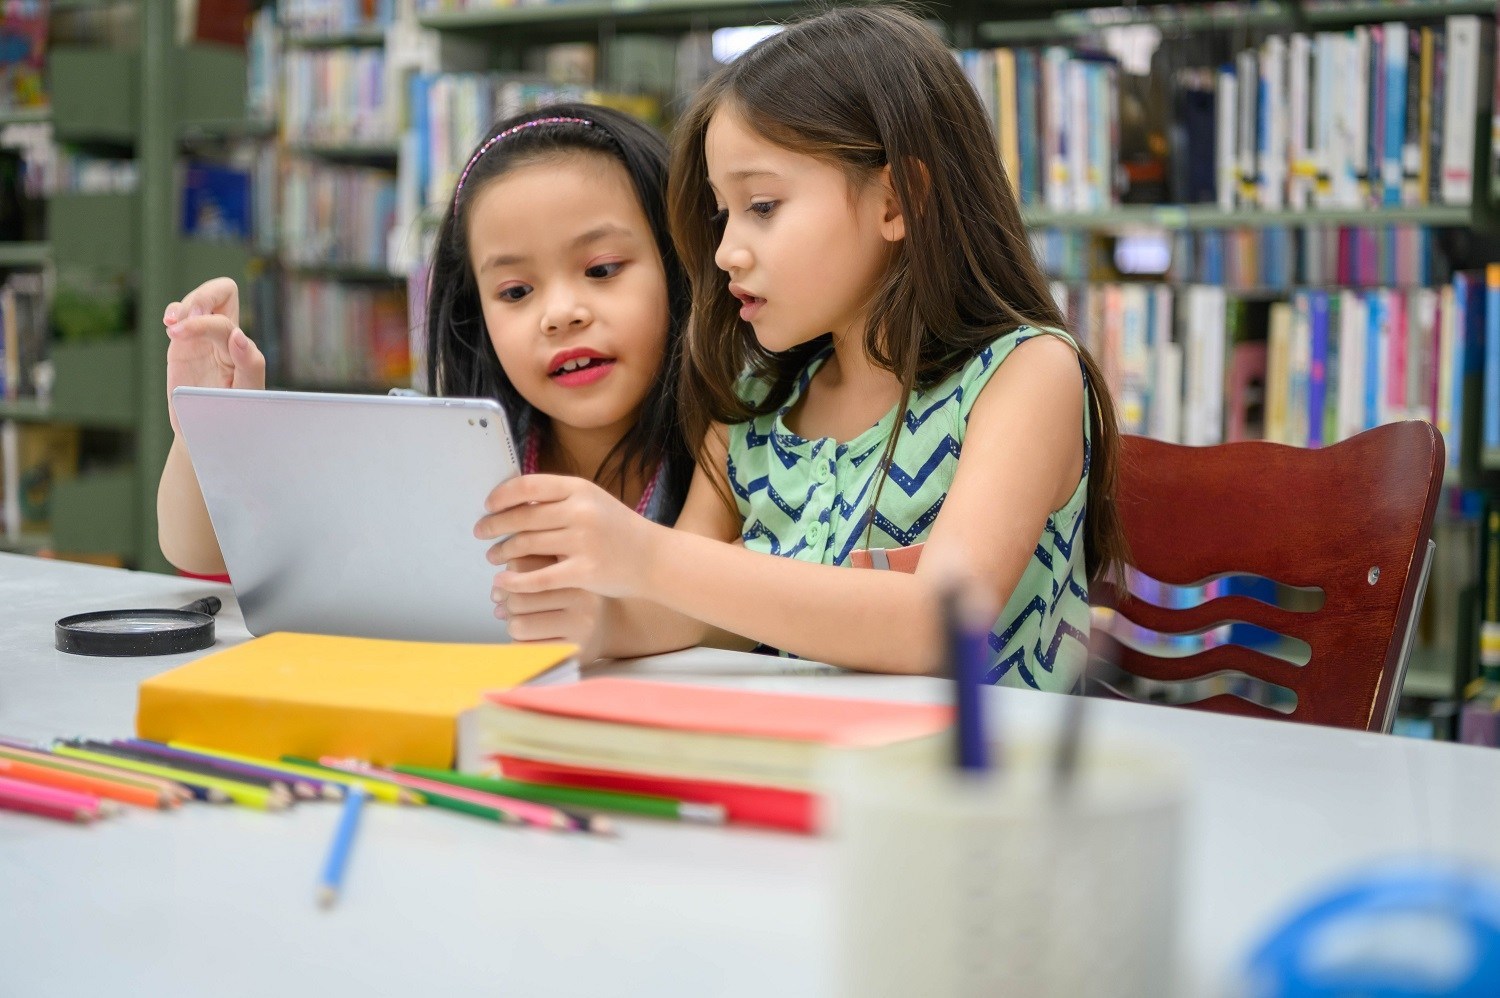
[
  {"x1": 283, "y1": 262, "x2": 404, "y2": 282},
  {"x1": 287, "y1": 140, "x2": 400, "y2": 161},
  {"x1": 0, "y1": 398, "x2": 52, "y2": 422},
  {"x1": 179, "y1": 118, "x2": 278, "y2": 143},
  {"x1": 0, "y1": 532, "x2": 51, "y2": 556},
  {"x1": 419, "y1": 0, "x2": 804, "y2": 32},
  {"x1": 0, "y1": 106, "x2": 49, "y2": 126},
  {"x1": 981, "y1": 0, "x2": 1498, "y2": 43},
  {"x1": 0, "y1": 242, "x2": 50, "y2": 267},
  {"x1": 284, "y1": 27, "x2": 387, "y2": 47},
  {"x1": 1021, "y1": 204, "x2": 1474, "y2": 231}
]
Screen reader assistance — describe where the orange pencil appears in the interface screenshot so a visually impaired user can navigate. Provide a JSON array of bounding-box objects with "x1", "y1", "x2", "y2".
[
  {"x1": 0, "y1": 756, "x2": 175, "y2": 810},
  {"x1": 0, "y1": 745, "x2": 192, "y2": 803}
]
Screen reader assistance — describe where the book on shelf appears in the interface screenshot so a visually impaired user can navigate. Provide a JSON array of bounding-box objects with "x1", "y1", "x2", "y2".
[
  {"x1": 175, "y1": 0, "x2": 252, "y2": 47},
  {"x1": 1054, "y1": 267, "x2": 1489, "y2": 470},
  {"x1": 282, "y1": 0, "x2": 395, "y2": 37},
  {"x1": 0, "y1": 272, "x2": 46, "y2": 401},
  {"x1": 282, "y1": 46, "x2": 394, "y2": 146},
  {"x1": 965, "y1": 11, "x2": 1492, "y2": 215},
  {"x1": 281, "y1": 276, "x2": 409, "y2": 389},
  {"x1": 0, "y1": 1, "x2": 46, "y2": 114},
  {"x1": 180, "y1": 161, "x2": 253, "y2": 241},
  {"x1": 281, "y1": 157, "x2": 396, "y2": 270}
]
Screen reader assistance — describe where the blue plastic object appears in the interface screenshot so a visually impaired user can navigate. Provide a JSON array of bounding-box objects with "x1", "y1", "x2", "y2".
[{"x1": 1247, "y1": 863, "x2": 1500, "y2": 997}]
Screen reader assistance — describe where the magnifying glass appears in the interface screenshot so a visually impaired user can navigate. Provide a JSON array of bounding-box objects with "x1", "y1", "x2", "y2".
[{"x1": 55, "y1": 597, "x2": 223, "y2": 657}]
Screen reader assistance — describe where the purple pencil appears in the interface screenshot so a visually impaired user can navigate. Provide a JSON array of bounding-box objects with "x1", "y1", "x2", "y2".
[{"x1": 114, "y1": 740, "x2": 339, "y2": 800}]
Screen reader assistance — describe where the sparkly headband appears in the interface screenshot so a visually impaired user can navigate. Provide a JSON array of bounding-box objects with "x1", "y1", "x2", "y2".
[{"x1": 452, "y1": 116, "x2": 597, "y2": 205}]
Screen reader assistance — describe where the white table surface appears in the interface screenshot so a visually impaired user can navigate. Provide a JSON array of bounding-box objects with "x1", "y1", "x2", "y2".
[{"x1": 2, "y1": 552, "x2": 1498, "y2": 997}]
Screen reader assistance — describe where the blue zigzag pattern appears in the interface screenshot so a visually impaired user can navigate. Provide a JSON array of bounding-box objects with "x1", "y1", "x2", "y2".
[
  {"x1": 742, "y1": 521, "x2": 810, "y2": 559},
  {"x1": 1032, "y1": 618, "x2": 1087, "y2": 674},
  {"x1": 732, "y1": 474, "x2": 822, "y2": 522},
  {"x1": 903, "y1": 382, "x2": 964, "y2": 434},
  {"x1": 867, "y1": 496, "x2": 946, "y2": 548},
  {"x1": 884, "y1": 436, "x2": 961, "y2": 497},
  {"x1": 1046, "y1": 505, "x2": 1087, "y2": 562}
]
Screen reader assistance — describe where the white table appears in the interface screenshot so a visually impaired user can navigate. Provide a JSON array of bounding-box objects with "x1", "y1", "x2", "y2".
[{"x1": 2, "y1": 552, "x2": 1498, "y2": 997}]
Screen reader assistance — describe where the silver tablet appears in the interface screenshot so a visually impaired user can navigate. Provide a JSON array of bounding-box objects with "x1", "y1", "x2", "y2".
[{"x1": 172, "y1": 387, "x2": 522, "y2": 643}]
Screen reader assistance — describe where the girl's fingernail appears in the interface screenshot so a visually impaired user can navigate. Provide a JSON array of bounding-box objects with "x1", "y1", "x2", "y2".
[{"x1": 164, "y1": 307, "x2": 178, "y2": 323}]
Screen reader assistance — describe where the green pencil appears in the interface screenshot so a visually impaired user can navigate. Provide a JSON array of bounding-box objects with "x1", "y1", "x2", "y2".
[{"x1": 393, "y1": 765, "x2": 727, "y2": 824}]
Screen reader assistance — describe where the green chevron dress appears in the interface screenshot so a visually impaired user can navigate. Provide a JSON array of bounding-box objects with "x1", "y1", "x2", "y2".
[{"x1": 727, "y1": 327, "x2": 1092, "y2": 692}]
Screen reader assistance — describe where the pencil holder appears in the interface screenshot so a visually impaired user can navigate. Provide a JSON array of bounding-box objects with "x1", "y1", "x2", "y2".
[{"x1": 827, "y1": 735, "x2": 1186, "y2": 998}]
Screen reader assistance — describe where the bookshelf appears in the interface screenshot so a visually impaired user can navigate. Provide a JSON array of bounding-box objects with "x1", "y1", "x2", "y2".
[
  {"x1": 263, "y1": 6, "x2": 410, "y2": 392},
  {"x1": 0, "y1": 1, "x2": 257, "y2": 570}
]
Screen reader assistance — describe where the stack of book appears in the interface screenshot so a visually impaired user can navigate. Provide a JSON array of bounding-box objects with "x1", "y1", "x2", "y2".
[{"x1": 471, "y1": 678, "x2": 953, "y2": 833}]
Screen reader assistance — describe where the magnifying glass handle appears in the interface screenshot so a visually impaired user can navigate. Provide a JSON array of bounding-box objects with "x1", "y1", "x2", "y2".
[{"x1": 176, "y1": 597, "x2": 222, "y2": 617}]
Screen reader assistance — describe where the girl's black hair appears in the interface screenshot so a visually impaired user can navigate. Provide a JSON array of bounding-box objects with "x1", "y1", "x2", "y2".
[{"x1": 426, "y1": 102, "x2": 692, "y2": 522}]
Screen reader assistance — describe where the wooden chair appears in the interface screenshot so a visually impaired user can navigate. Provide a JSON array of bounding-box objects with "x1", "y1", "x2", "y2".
[{"x1": 1090, "y1": 421, "x2": 1443, "y2": 732}]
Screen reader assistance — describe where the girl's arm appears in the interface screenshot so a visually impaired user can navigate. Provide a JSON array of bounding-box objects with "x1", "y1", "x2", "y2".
[
  {"x1": 482, "y1": 336, "x2": 1086, "y2": 673},
  {"x1": 593, "y1": 437, "x2": 756, "y2": 658},
  {"x1": 156, "y1": 279, "x2": 260, "y2": 575}
]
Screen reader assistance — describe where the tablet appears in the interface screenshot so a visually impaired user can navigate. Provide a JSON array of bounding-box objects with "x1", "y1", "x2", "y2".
[{"x1": 172, "y1": 387, "x2": 522, "y2": 643}]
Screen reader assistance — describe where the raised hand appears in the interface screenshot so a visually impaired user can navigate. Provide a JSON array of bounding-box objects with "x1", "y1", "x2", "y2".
[{"x1": 162, "y1": 278, "x2": 263, "y2": 435}]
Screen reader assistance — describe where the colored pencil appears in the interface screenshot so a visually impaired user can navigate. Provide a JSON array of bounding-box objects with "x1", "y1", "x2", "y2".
[
  {"x1": 320, "y1": 759, "x2": 597, "y2": 833},
  {"x1": 395, "y1": 765, "x2": 726, "y2": 824},
  {"x1": 54, "y1": 746, "x2": 287, "y2": 811},
  {"x1": 162, "y1": 742, "x2": 350, "y2": 801},
  {"x1": 0, "y1": 774, "x2": 111, "y2": 822},
  {"x1": 0, "y1": 756, "x2": 173, "y2": 810},
  {"x1": 168, "y1": 744, "x2": 406, "y2": 804},
  {"x1": 317, "y1": 785, "x2": 368, "y2": 908},
  {"x1": 0, "y1": 744, "x2": 193, "y2": 802},
  {"x1": 302, "y1": 758, "x2": 524, "y2": 827},
  {"x1": 77, "y1": 740, "x2": 292, "y2": 795},
  {"x1": 112, "y1": 740, "x2": 322, "y2": 800},
  {"x1": 278, "y1": 756, "x2": 425, "y2": 806}
]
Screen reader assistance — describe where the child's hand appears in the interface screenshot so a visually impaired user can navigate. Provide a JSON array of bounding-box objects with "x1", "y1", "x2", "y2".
[
  {"x1": 164, "y1": 314, "x2": 265, "y2": 435},
  {"x1": 163, "y1": 277, "x2": 261, "y2": 436},
  {"x1": 494, "y1": 555, "x2": 606, "y2": 662},
  {"x1": 476, "y1": 475, "x2": 660, "y2": 600},
  {"x1": 164, "y1": 276, "x2": 241, "y2": 331}
]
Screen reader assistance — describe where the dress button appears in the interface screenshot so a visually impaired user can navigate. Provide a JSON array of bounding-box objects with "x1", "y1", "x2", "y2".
[{"x1": 808, "y1": 521, "x2": 824, "y2": 544}]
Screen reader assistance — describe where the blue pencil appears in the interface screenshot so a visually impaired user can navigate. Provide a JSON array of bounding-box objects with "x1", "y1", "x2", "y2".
[{"x1": 317, "y1": 784, "x2": 368, "y2": 908}]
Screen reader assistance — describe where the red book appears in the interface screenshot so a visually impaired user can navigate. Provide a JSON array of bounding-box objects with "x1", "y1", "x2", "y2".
[{"x1": 496, "y1": 755, "x2": 819, "y2": 834}]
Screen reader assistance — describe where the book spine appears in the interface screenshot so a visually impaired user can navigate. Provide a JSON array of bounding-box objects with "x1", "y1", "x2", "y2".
[
  {"x1": 1382, "y1": 23, "x2": 1407, "y2": 208},
  {"x1": 1442, "y1": 15, "x2": 1479, "y2": 204},
  {"x1": 1486, "y1": 265, "x2": 1500, "y2": 449}
]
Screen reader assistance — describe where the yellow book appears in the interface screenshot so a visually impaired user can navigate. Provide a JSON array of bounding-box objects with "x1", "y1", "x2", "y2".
[{"x1": 136, "y1": 633, "x2": 578, "y2": 771}]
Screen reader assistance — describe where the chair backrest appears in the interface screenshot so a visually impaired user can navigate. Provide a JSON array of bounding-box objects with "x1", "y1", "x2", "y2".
[{"x1": 1093, "y1": 421, "x2": 1444, "y2": 732}]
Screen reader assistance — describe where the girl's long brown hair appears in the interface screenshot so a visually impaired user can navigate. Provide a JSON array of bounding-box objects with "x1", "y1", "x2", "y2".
[{"x1": 667, "y1": 4, "x2": 1124, "y2": 583}]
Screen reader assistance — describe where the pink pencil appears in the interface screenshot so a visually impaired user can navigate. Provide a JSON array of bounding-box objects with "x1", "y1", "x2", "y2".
[
  {"x1": 0, "y1": 774, "x2": 114, "y2": 822},
  {"x1": 318, "y1": 758, "x2": 578, "y2": 831}
]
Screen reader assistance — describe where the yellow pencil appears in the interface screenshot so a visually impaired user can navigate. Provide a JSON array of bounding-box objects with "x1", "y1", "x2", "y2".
[
  {"x1": 54, "y1": 746, "x2": 286, "y2": 811},
  {"x1": 166, "y1": 742, "x2": 422, "y2": 806}
]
